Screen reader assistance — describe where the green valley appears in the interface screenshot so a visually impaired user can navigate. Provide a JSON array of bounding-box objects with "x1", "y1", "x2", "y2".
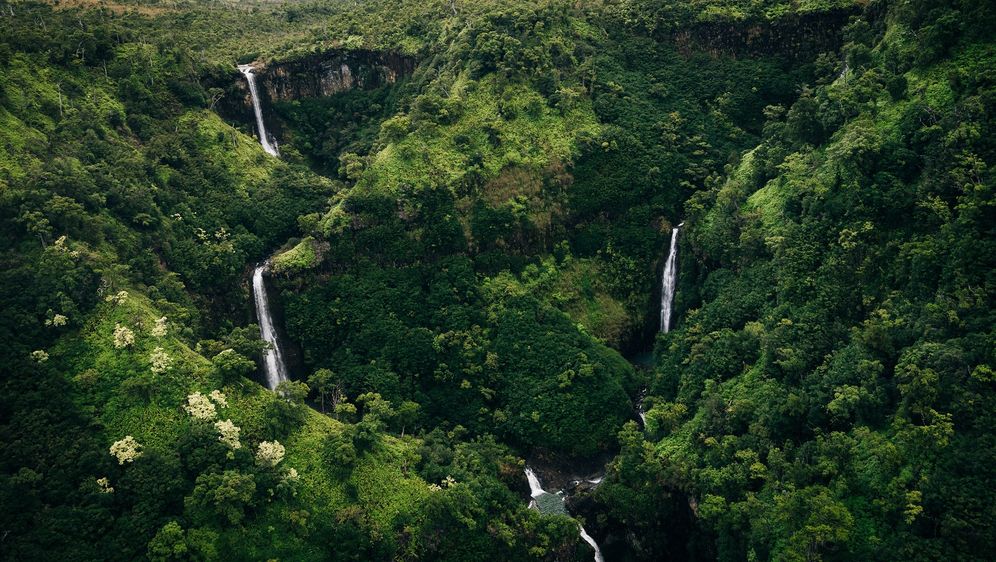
[{"x1": 1, "y1": 0, "x2": 992, "y2": 560}]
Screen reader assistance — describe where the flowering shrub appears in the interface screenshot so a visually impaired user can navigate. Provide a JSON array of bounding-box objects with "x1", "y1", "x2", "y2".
[
  {"x1": 110, "y1": 436, "x2": 142, "y2": 464},
  {"x1": 113, "y1": 323, "x2": 135, "y2": 349},
  {"x1": 215, "y1": 419, "x2": 241, "y2": 449},
  {"x1": 150, "y1": 347, "x2": 172, "y2": 374},
  {"x1": 256, "y1": 441, "x2": 285, "y2": 466},
  {"x1": 30, "y1": 350, "x2": 49, "y2": 362},
  {"x1": 184, "y1": 392, "x2": 217, "y2": 420}
]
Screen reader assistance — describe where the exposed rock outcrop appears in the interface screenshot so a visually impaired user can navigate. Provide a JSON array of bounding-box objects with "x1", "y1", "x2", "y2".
[
  {"x1": 213, "y1": 49, "x2": 415, "y2": 139},
  {"x1": 668, "y1": 8, "x2": 859, "y2": 59},
  {"x1": 258, "y1": 50, "x2": 415, "y2": 102}
]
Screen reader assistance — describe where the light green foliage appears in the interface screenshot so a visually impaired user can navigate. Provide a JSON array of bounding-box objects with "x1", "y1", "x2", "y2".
[
  {"x1": 602, "y1": 2, "x2": 996, "y2": 559},
  {"x1": 2, "y1": 0, "x2": 993, "y2": 560},
  {"x1": 272, "y1": 236, "x2": 321, "y2": 273},
  {"x1": 341, "y1": 74, "x2": 599, "y2": 203}
]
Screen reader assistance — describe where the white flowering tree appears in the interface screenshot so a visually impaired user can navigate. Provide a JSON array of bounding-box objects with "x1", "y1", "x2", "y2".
[
  {"x1": 283, "y1": 467, "x2": 299, "y2": 483},
  {"x1": 184, "y1": 392, "x2": 217, "y2": 420},
  {"x1": 105, "y1": 290, "x2": 129, "y2": 305},
  {"x1": 113, "y1": 323, "x2": 135, "y2": 349},
  {"x1": 214, "y1": 419, "x2": 241, "y2": 449},
  {"x1": 151, "y1": 316, "x2": 168, "y2": 338},
  {"x1": 110, "y1": 436, "x2": 142, "y2": 464},
  {"x1": 208, "y1": 390, "x2": 228, "y2": 407},
  {"x1": 45, "y1": 313, "x2": 68, "y2": 327},
  {"x1": 96, "y1": 477, "x2": 114, "y2": 493},
  {"x1": 256, "y1": 440, "x2": 285, "y2": 467},
  {"x1": 150, "y1": 347, "x2": 172, "y2": 374}
]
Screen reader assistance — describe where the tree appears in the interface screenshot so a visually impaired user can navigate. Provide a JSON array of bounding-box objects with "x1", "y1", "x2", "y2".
[
  {"x1": 184, "y1": 470, "x2": 257, "y2": 525},
  {"x1": 322, "y1": 430, "x2": 357, "y2": 474},
  {"x1": 147, "y1": 521, "x2": 188, "y2": 562},
  {"x1": 276, "y1": 380, "x2": 309, "y2": 404},
  {"x1": 212, "y1": 349, "x2": 255, "y2": 384},
  {"x1": 396, "y1": 400, "x2": 422, "y2": 437},
  {"x1": 357, "y1": 392, "x2": 396, "y2": 430},
  {"x1": 308, "y1": 368, "x2": 339, "y2": 413}
]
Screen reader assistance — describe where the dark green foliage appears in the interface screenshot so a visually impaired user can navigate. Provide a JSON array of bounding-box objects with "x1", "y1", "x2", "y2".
[
  {"x1": 592, "y1": 1, "x2": 996, "y2": 560},
  {"x1": 1, "y1": 0, "x2": 993, "y2": 560},
  {"x1": 273, "y1": 85, "x2": 406, "y2": 177}
]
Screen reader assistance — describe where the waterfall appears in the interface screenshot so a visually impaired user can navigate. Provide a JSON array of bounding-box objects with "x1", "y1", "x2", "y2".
[
  {"x1": 659, "y1": 222, "x2": 683, "y2": 333},
  {"x1": 838, "y1": 62, "x2": 850, "y2": 83},
  {"x1": 525, "y1": 467, "x2": 545, "y2": 498},
  {"x1": 636, "y1": 387, "x2": 649, "y2": 427},
  {"x1": 524, "y1": 468, "x2": 603, "y2": 562},
  {"x1": 237, "y1": 64, "x2": 279, "y2": 157},
  {"x1": 252, "y1": 262, "x2": 289, "y2": 389},
  {"x1": 579, "y1": 526, "x2": 606, "y2": 562}
]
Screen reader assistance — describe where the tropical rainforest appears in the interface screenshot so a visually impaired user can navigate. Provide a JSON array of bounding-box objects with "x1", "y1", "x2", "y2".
[{"x1": 0, "y1": 0, "x2": 992, "y2": 560}]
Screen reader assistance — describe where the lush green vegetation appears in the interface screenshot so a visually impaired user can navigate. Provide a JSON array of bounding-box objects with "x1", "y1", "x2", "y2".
[
  {"x1": 591, "y1": 1, "x2": 996, "y2": 560},
  {"x1": 1, "y1": 0, "x2": 993, "y2": 560}
]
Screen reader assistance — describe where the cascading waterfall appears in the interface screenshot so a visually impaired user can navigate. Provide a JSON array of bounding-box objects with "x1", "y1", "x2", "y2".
[
  {"x1": 524, "y1": 468, "x2": 604, "y2": 562},
  {"x1": 525, "y1": 467, "x2": 545, "y2": 498},
  {"x1": 238, "y1": 64, "x2": 279, "y2": 157},
  {"x1": 579, "y1": 527, "x2": 606, "y2": 562},
  {"x1": 252, "y1": 262, "x2": 289, "y2": 389},
  {"x1": 659, "y1": 222, "x2": 683, "y2": 333}
]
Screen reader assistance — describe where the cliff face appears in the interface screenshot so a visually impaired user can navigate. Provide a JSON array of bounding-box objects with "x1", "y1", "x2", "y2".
[
  {"x1": 257, "y1": 50, "x2": 415, "y2": 102},
  {"x1": 669, "y1": 8, "x2": 859, "y2": 59},
  {"x1": 214, "y1": 49, "x2": 415, "y2": 137}
]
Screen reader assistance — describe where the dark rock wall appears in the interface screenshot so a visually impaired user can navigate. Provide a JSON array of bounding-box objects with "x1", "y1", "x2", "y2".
[
  {"x1": 258, "y1": 50, "x2": 416, "y2": 102},
  {"x1": 668, "y1": 8, "x2": 859, "y2": 59},
  {"x1": 213, "y1": 49, "x2": 415, "y2": 138}
]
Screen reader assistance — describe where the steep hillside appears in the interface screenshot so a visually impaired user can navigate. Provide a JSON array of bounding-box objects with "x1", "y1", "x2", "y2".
[
  {"x1": 1, "y1": 0, "x2": 992, "y2": 560},
  {"x1": 590, "y1": 0, "x2": 996, "y2": 560}
]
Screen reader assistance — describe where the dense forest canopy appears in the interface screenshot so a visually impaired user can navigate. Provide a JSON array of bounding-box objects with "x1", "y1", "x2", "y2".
[{"x1": 0, "y1": 0, "x2": 992, "y2": 560}]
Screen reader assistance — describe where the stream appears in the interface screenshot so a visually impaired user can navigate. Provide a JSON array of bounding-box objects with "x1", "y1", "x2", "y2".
[{"x1": 525, "y1": 467, "x2": 605, "y2": 562}]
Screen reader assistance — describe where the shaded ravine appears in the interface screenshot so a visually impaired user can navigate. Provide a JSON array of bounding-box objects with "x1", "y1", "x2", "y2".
[
  {"x1": 529, "y1": 220, "x2": 686, "y2": 559},
  {"x1": 524, "y1": 468, "x2": 605, "y2": 562},
  {"x1": 252, "y1": 262, "x2": 290, "y2": 389},
  {"x1": 238, "y1": 64, "x2": 280, "y2": 157}
]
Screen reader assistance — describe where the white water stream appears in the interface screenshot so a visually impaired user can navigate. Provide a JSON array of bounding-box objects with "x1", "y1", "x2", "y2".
[
  {"x1": 524, "y1": 468, "x2": 604, "y2": 562},
  {"x1": 525, "y1": 467, "x2": 545, "y2": 498},
  {"x1": 579, "y1": 526, "x2": 606, "y2": 562},
  {"x1": 252, "y1": 262, "x2": 289, "y2": 389},
  {"x1": 238, "y1": 64, "x2": 279, "y2": 157}
]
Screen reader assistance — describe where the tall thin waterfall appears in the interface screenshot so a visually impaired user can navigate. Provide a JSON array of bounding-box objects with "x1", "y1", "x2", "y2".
[
  {"x1": 524, "y1": 468, "x2": 604, "y2": 562},
  {"x1": 237, "y1": 64, "x2": 279, "y2": 157},
  {"x1": 659, "y1": 222, "x2": 683, "y2": 333},
  {"x1": 252, "y1": 262, "x2": 289, "y2": 389}
]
